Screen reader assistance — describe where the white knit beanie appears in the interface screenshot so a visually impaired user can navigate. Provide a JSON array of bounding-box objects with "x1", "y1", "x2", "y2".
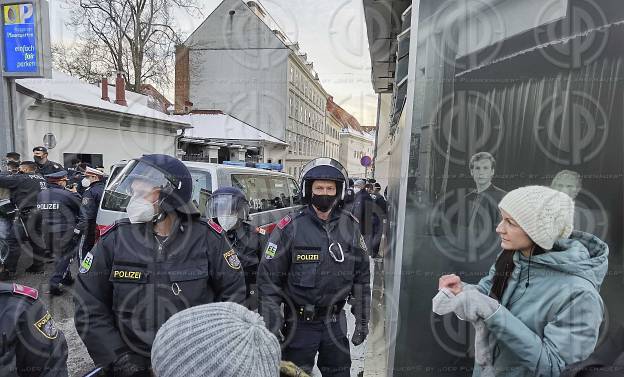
[
  {"x1": 151, "y1": 302, "x2": 281, "y2": 377},
  {"x1": 498, "y1": 186, "x2": 574, "y2": 250}
]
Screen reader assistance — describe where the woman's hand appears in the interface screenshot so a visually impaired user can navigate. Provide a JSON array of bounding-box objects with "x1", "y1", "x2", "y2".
[{"x1": 438, "y1": 274, "x2": 463, "y2": 295}]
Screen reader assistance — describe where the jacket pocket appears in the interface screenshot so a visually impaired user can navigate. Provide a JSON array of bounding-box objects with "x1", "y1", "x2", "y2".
[
  {"x1": 109, "y1": 264, "x2": 149, "y2": 314},
  {"x1": 290, "y1": 247, "x2": 321, "y2": 288},
  {"x1": 167, "y1": 263, "x2": 210, "y2": 306}
]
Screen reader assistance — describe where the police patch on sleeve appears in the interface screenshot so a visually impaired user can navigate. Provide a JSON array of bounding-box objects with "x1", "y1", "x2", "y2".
[
  {"x1": 82, "y1": 197, "x2": 91, "y2": 205},
  {"x1": 34, "y1": 311, "x2": 58, "y2": 340},
  {"x1": 265, "y1": 242, "x2": 278, "y2": 260},
  {"x1": 359, "y1": 235, "x2": 368, "y2": 253},
  {"x1": 79, "y1": 252, "x2": 94, "y2": 274},
  {"x1": 223, "y1": 249, "x2": 241, "y2": 270}
]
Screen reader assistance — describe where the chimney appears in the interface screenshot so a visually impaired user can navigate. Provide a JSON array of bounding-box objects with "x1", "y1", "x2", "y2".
[
  {"x1": 101, "y1": 76, "x2": 110, "y2": 101},
  {"x1": 115, "y1": 72, "x2": 127, "y2": 106},
  {"x1": 183, "y1": 100, "x2": 193, "y2": 114}
]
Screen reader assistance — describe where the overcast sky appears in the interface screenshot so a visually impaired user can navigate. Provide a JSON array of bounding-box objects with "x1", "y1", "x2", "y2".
[{"x1": 49, "y1": 0, "x2": 377, "y2": 127}]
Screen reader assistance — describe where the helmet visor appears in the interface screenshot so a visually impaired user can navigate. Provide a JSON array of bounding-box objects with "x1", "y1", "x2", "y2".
[
  {"x1": 206, "y1": 194, "x2": 248, "y2": 220},
  {"x1": 103, "y1": 160, "x2": 175, "y2": 211}
]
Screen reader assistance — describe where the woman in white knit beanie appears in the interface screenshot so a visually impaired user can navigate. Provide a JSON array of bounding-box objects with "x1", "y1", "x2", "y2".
[{"x1": 436, "y1": 186, "x2": 609, "y2": 377}]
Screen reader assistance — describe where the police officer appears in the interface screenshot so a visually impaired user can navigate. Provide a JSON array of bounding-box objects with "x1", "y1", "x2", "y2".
[
  {"x1": 0, "y1": 282, "x2": 69, "y2": 376},
  {"x1": 351, "y1": 179, "x2": 374, "y2": 253},
  {"x1": 0, "y1": 161, "x2": 48, "y2": 278},
  {"x1": 74, "y1": 154, "x2": 246, "y2": 377},
  {"x1": 32, "y1": 147, "x2": 62, "y2": 177},
  {"x1": 258, "y1": 158, "x2": 371, "y2": 377},
  {"x1": 37, "y1": 171, "x2": 81, "y2": 295},
  {"x1": 341, "y1": 178, "x2": 355, "y2": 213},
  {"x1": 207, "y1": 187, "x2": 267, "y2": 310},
  {"x1": 74, "y1": 167, "x2": 106, "y2": 258}
]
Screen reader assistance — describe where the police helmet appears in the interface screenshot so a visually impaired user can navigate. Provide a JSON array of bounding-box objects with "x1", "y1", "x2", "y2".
[
  {"x1": 105, "y1": 154, "x2": 196, "y2": 215},
  {"x1": 206, "y1": 187, "x2": 250, "y2": 221},
  {"x1": 299, "y1": 158, "x2": 349, "y2": 202}
]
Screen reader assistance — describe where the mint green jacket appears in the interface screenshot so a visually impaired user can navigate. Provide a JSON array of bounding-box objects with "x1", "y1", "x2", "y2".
[{"x1": 473, "y1": 231, "x2": 608, "y2": 377}]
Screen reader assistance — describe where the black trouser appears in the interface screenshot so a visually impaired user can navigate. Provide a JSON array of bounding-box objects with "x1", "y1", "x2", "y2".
[
  {"x1": 282, "y1": 310, "x2": 351, "y2": 377},
  {"x1": 46, "y1": 232, "x2": 77, "y2": 287},
  {"x1": 5, "y1": 213, "x2": 46, "y2": 272}
]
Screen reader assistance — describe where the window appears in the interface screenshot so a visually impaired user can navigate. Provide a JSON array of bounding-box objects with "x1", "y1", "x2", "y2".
[
  {"x1": 288, "y1": 178, "x2": 302, "y2": 205},
  {"x1": 188, "y1": 169, "x2": 213, "y2": 207},
  {"x1": 268, "y1": 177, "x2": 291, "y2": 208},
  {"x1": 231, "y1": 174, "x2": 270, "y2": 213}
]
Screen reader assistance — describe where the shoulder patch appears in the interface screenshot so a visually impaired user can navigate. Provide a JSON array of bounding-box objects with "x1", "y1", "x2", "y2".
[
  {"x1": 277, "y1": 216, "x2": 292, "y2": 230},
  {"x1": 13, "y1": 283, "x2": 38, "y2": 300},
  {"x1": 223, "y1": 249, "x2": 241, "y2": 270},
  {"x1": 79, "y1": 252, "x2": 94, "y2": 274},
  {"x1": 34, "y1": 311, "x2": 58, "y2": 340},
  {"x1": 256, "y1": 227, "x2": 266, "y2": 235},
  {"x1": 265, "y1": 242, "x2": 278, "y2": 260},
  {"x1": 208, "y1": 219, "x2": 223, "y2": 234}
]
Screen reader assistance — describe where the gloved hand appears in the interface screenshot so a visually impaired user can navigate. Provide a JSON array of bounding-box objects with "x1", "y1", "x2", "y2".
[
  {"x1": 280, "y1": 361, "x2": 312, "y2": 377},
  {"x1": 453, "y1": 289, "x2": 500, "y2": 322},
  {"x1": 351, "y1": 323, "x2": 369, "y2": 346},
  {"x1": 112, "y1": 352, "x2": 149, "y2": 377}
]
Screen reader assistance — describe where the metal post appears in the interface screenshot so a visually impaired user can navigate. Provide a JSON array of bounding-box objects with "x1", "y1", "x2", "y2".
[{"x1": 0, "y1": 75, "x2": 14, "y2": 157}]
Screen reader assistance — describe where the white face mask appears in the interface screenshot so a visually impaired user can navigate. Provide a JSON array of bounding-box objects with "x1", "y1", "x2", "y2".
[
  {"x1": 218, "y1": 215, "x2": 239, "y2": 232},
  {"x1": 81, "y1": 177, "x2": 91, "y2": 188},
  {"x1": 354, "y1": 187, "x2": 361, "y2": 194},
  {"x1": 126, "y1": 195, "x2": 157, "y2": 223}
]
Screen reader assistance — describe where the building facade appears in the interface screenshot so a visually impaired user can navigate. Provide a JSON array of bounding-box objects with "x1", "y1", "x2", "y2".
[
  {"x1": 175, "y1": 0, "x2": 328, "y2": 174},
  {"x1": 324, "y1": 109, "x2": 341, "y2": 161},
  {"x1": 339, "y1": 127, "x2": 375, "y2": 179},
  {"x1": 15, "y1": 71, "x2": 188, "y2": 170}
]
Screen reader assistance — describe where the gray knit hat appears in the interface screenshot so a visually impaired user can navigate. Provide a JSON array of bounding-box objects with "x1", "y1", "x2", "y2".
[
  {"x1": 498, "y1": 185, "x2": 574, "y2": 250},
  {"x1": 151, "y1": 302, "x2": 281, "y2": 377}
]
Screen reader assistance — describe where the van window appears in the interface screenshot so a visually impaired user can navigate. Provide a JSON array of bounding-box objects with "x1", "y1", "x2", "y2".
[
  {"x1": 189, "y1": 169, "x2": 212, "y2": 207},
  {"x1": 232, "y1": 175, "x2": 270, "y2": 213},
  {"x1": 288, "y1": 178, "x2": 301, "y2": 205},
  {"x1": 268, "y1": 177, "x2": 290, "y2": 208}
]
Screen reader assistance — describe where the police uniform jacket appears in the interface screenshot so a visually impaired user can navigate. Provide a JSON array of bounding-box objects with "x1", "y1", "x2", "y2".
[
  {"x1": 75, "y1": 180, "x2": 105, "y2": 235},
  {"x1": 74, "y1": 215, "x2": 247, "y2": 366},
  {"x1": 257, "y1": 205, "x2": 371, "y2": 333},
  {"x1": 36, "y1": 184, "x2": 81, "y2": 235},
  {"x1": 226, "y1": 221, "x2": 267, "y2": 289},
  {"x1": 36, "y1": 161, "x2": 63, "y2": 177},
  {"x1": 352, "y1": 190, "x2": 375, "y2": 238},
  {"x1": 0, "y1": 173, "x2": 47, "y2": 210},
  {"x1": 0, "y1": 283, "x2": 68, "y2": 377}
]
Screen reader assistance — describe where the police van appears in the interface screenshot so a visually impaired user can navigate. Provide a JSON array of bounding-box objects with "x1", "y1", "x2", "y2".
[{"x1": 95, "y1": 161, "x2": 303, "y2": 237}]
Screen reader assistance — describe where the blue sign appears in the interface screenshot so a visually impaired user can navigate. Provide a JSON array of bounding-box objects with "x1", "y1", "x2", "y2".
[{"x1": 2, "y1": 3, "x2": 38, "y2": 73}]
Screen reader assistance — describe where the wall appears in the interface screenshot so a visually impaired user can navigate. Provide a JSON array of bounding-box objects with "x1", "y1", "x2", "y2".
[
  {"x1": 19, "y1": 101, "x2": 177, "y2": 171},
  {"x1": 373, "y1": 93, "x2": 393, "y2": 189},
  {"x1": 340, "y1": 131, "x2": 375, "y2": 178},
  {"x1": 189, "y1": 49, "x2": 289, "y2": 139}
]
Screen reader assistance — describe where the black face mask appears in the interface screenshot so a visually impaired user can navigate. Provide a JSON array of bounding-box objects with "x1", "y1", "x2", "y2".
[
  {"x1": 311, "y1": 194, "x2": 337, "y2": 213},
  {"x1": 33, "y1": 156, "x2": 43, "y2": 163}
]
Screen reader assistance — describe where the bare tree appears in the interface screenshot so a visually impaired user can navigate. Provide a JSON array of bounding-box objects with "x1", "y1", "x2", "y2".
[{"x1": 59, "y1": 0, "x2": 202, "y2": 93}]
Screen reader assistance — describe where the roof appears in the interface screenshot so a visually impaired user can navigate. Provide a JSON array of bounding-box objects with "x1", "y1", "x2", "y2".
[
  {"x1": 340, "y1": 126, "x2": 375, "y2": 142},
  {"x1": 173, "y1": 112, "x2": 288, "y2": 146},
  {"x1": 327, "y1": 97, "x2": 365, "y2": 133},
  {"x1": 16, "y1": 70, "x2": 189, "y2": 127}
]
